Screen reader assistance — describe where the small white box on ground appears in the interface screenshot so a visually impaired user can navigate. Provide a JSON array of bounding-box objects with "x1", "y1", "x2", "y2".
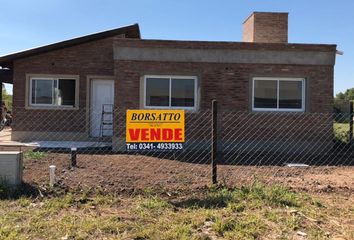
[{"x1": 0, "y1": 151, "x2": 23, "y2": 186}]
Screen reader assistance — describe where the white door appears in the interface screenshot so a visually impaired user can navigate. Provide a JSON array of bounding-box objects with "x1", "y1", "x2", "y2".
[{"x1": 90, "y1": 80, "x2": 114, "y2": 137}]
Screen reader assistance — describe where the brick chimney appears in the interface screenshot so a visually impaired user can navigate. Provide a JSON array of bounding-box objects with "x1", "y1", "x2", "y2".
[{"x1": 243, "y1": 12, "x2": 288, "y2": 43}]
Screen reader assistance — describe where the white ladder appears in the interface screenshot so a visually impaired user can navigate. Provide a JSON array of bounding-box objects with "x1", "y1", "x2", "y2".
[{"x1": 99, "y1": 104, "x2": 113, "y2": 137}]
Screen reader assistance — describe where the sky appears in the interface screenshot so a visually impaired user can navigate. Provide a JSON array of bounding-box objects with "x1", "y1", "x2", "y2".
[{"x1": 1, "y1": 0, "x2": 353, "y2": 95}]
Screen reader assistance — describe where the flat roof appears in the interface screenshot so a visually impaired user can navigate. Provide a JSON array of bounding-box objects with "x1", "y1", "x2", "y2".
[{"x1": 113, "y1": 38, "x2": 337, "y2": 52}]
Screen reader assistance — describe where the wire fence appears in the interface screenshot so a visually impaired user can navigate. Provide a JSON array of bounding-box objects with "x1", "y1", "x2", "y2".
[{"x1": 0, "y1": 102, "x2": 353, "y2": 192}]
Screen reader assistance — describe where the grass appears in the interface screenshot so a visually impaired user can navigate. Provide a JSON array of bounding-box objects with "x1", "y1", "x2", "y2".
[
  {"x1": 23, "y1": 151, "x2": 47, "y2": 160},
  {"x1": 1, "y1": 183, "x2": 352, "y2": 240}
]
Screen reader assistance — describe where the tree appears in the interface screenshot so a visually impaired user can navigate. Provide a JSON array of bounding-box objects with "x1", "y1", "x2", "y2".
[
  {"x1": 2, "y1": 83, "x2": 12, "y2": 110},
  {"x1": 334, "y1": 87, "x2": 354, "y2": 119},
  {"x1": 335, "y1": 88, "x2": 354, "y2": 101}
]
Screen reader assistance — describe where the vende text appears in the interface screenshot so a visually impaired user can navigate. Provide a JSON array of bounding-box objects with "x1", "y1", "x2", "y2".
[{"x1": 128, "y1": 128, "x2": 183, "y2": 141}]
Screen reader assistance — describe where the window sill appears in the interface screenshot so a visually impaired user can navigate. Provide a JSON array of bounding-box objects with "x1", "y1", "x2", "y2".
[
  {"x1": 252, "y1": 108, "x2": 305, "y2": 113},
  {"x1": 143, "y1": 106, "x2": 198, "y2": 112},
  {"x1": 25, "y1": 106, "x2": 79, "y2": 111}
]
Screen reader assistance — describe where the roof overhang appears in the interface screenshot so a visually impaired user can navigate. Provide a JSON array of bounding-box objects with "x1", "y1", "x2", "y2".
[
  {"x1": 0, "y1": 69, "x2": 13, "y2": 84},
  {"x1": 0, "y1": 23, "x2": 140, "y2": 67}
]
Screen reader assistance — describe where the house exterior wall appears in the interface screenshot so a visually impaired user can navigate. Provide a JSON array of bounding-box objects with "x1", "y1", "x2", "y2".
[
  {"x1": 10, "y1": 37, "x2": 336, "y2": 149},
  {"x1": 112, "y1": 59, "x2": 334, "y2": 154},
  {"x1": 114, "y1": 60, "x2": 333, "y2": 112},
  {"x1": 111, "y1": 39, "x2": 335, "y2": 152},
  {"x1": 11, "y1": 36, "x2": 119, "y2": 141},
  {"x1": 113, "y1": 39, "x2": 335, "y2": 113}
]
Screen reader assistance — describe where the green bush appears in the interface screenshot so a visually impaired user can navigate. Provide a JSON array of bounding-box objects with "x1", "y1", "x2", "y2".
[
  {"x1": 23, "y1": 151, "x2": 47, "y2": 160},
  {"x1": 334, "y1": 123, "x2": 351, "y2": 143}
]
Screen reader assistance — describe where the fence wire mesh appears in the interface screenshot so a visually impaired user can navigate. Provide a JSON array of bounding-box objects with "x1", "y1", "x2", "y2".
[{"x1": 0, "y1": 105, "x2": 353, "y2": 193}]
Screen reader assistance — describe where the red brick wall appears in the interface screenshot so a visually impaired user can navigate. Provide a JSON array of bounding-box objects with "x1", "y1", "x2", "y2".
[
  {"x1": 242, "y1": 13, "x2": 255, "y2": 42},
  {"x1": 243, "y1": 12, "x2": 288, "y2": 43},
  {"x1": 113, "y1": 60, "x2": 334, "y2": 146},
  {"x1": 12, "y1": 37, "x2": 117, "y2": 132},
  {"x1": 114, "y1": 60, "x2": 333, "y2": 113}
]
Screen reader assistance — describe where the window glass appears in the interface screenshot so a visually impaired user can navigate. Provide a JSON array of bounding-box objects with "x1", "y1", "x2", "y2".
[
  {"x1": 58, "y1": 79, "x2": 76, "y2": 106},
  {"x1": 32, "y1": 79, "x2": 53, "y2": 104},
  {"x1": 146, "y1": 78, "x2": 170, "y2": 106},
  {"x1": 30, "y1": 78, "x2": 77, "y2": 107},
  {"x1": 279, "y1": 81, "x2": 303, "y2": 109},
  {"x1": 171, "y1": 78, "x2": 195, "y2": 107},
  {"x1": 145, "y1": 76, "x2": 197, "y2": 109},
  {"x1": 254, "y1": 80, "x2": 277, "y2": 108}
]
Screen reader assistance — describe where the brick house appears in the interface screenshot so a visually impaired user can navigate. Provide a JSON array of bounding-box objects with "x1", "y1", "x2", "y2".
[{"x1": 0, "y1": 12, "x2": 337, "y2": 151}]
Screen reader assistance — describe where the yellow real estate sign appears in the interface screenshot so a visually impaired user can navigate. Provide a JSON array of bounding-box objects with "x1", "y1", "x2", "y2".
[{"x1": 126, "y1": 109, "x2": 185, "y2": 150}]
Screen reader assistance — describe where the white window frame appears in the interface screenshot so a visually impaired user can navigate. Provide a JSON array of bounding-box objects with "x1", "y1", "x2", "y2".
[
  {"x1": 29, "y1": 77, "x2": 78, "y2": 108},
  {"x1": 252, "y1": 77, "x2": 305, "y2": 112},
  {"x1": 143, "y1": 75, "x2": 198, "y2": 110}
]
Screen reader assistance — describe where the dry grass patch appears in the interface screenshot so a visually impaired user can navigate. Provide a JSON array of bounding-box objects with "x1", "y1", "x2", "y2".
[{"x1": 0, "y1": 183, "x2": 353, "y2": 239}]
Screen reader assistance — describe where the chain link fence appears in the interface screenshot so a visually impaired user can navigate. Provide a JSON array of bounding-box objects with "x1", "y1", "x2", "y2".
[{"x1": 0, "y1": 101, "x2": 353, "y2": 192}]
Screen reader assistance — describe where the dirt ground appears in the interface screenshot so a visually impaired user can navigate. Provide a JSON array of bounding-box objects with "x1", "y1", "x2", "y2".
[{"x1": 21, "y1": 152, "x2": 354, "y2": 196}]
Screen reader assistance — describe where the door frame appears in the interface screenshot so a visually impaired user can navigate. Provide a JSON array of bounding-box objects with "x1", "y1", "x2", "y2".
[{"x1": 86, "y1": 75, "x2": 115, "y2": 138}]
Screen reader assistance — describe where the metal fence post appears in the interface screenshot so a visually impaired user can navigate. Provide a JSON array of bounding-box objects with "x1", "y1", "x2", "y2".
[
  {"x1": 70, "y1": 147, "x2": 77, "y2": 167},
  {"x1": 211, "y1": 100, "x2": 218, "y2": 184},
  {"x1": 350, "y1": 101, "x2": 353, "y2": 144}
]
